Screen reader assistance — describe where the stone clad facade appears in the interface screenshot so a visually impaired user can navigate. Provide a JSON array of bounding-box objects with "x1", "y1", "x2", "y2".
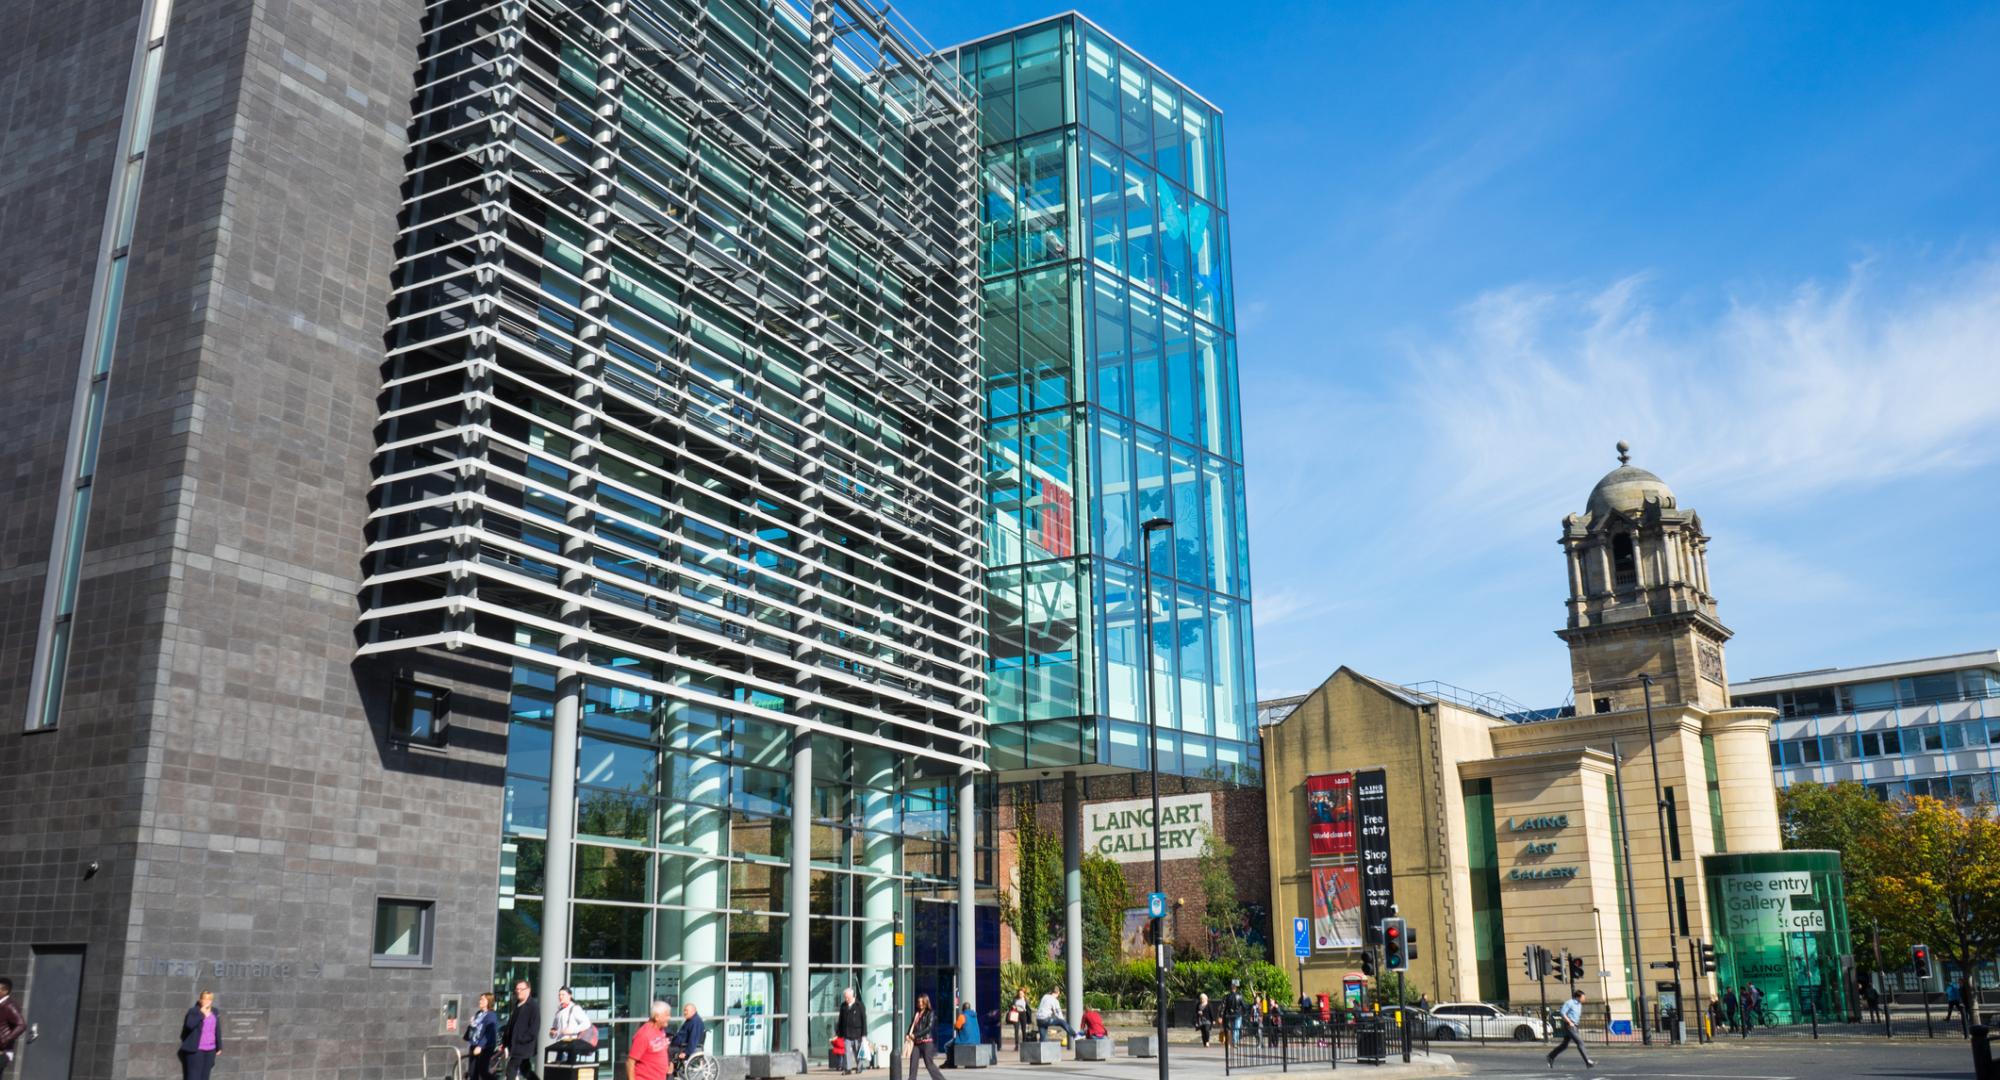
[{"x1": 1261, "y1": 446, "x2": 1800, "y2": 1029}]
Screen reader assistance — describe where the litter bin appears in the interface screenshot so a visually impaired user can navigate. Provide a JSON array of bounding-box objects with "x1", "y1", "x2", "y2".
[{"x1": 1356, "y1": 1018, "x2": 1387, "y2": 1064}]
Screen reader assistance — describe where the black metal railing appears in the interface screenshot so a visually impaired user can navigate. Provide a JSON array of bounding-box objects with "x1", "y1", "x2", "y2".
[{"x1": 1223, "y1": 1022, "x2": 1355, "y2": 1073}]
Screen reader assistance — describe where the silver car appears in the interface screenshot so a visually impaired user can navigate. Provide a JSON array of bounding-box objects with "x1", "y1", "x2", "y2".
[{"x1": 1429, "y1": 1002, "x2": 1549, "y2": 1041}]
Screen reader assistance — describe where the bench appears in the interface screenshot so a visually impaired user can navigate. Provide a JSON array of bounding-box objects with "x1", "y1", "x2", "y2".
[
  {"x1": 1074, "y1": 1038, "x2": 1113, "y2": 1061},
  {"x1": 1020, "y1": 1040, "x2": 1064, "y2": 1065}
]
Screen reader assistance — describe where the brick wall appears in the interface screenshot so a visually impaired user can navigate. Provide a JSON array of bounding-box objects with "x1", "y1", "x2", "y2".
[{"x1": 995, "y1": 774, "x2": 1271, "y2": 964}]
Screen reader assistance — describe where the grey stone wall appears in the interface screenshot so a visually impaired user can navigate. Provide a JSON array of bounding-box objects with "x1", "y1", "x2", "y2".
[{"x1": 1, "y1": 1, "x2": 516, "y2": 1077}]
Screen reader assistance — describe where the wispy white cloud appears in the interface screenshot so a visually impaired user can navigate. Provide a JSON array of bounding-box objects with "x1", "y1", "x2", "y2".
[{"x1": 1243, "y1": 256, "x2": 2000, "y2": 698}]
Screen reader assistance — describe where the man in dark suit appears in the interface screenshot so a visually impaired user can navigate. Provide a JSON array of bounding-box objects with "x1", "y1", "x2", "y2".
[
  {"x1": 836, "y1": 987, "x2": 868, "y2": 1074},
  {"x1": 499, "y1": 979, "x2": 540, "y2": 1080}
]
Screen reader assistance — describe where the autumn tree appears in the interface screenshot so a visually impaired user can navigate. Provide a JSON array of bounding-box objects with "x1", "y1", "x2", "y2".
[{"x1": 1854, "y1": 795, "x2": 2000, "y2": 1000}]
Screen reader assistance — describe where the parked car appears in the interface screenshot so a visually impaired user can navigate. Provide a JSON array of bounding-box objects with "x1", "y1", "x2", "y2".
[
  {"x1": 1383, "y1": 1007, "x2": 1471, "y2": 1041},
  {"x1": 1429, "y1": 1002, "x2": 1548, "y2": 1041}
]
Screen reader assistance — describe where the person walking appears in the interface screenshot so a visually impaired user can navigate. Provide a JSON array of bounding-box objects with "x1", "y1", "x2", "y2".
[
  {"x1": 0, "y1": 979, "x2": 24, "y2": 1080},
  {"x1": 1194, "y1": 992, "x2": 1216, "y2": 1047},
  {"x1": 1736, "y1": 986, "x2": 1752, "y2": 1038},
  {"x1": 1747, "y1": 984, "x2": 1766, "y2": 1028},
  {"x1": 178, "y1": 990, "x2": 223, "y2": 1080},
  {"x1": 1863, "y1": 981, "x2": 1882, "y2": 1025},
  {"x1": 1719, "y1": 987, "x2": 1737, "y2": 1033},
  {"x1": 1033, "y1": 987, "x2": 1076, "y2": 1043},
  {"x1": 1223, "y1": 982, "x2": 1248, "y2": 1047},
  {"x1": 465, "y1": 992, "x2": 500, "y2": 1080},
  {"x1": 836, "y1": 986, "x2": 869, "y2": 1074},
  {"x1": 1009, "y1": 987, "x2": 1030, "y2": 1050},
  {"x1": 1545, "y1": 989, "x2": 1595, "y2": 1070},
  {"x1": 625, "y1": 1002, "x2": 673, "y2": 1080},
  {"x1": 904, "y1": 993, "x2": 947, "y2": 1080},
  {"x1": 1945, "y1": 979, "x2": 1963, "y2": 1023},
  {"x1": 499, "y1": 979, "x2": 540, "y2": 1080}
]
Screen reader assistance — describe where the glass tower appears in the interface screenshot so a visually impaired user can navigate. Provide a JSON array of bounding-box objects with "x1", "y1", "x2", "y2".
[{"x1": 948, "y1": 15, "x2": 1259, "y2": 784}]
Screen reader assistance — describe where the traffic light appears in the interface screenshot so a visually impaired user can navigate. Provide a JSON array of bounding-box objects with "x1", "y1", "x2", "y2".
[
  {"x1": 1383, "y1": 918, "x2": 1408, "y2": 971},
  {"x1": 1569, "y1": 955, "x2": 1585, "y2": 982},
  {"x1": 1408, "y1": 926, "x2": 1419, "y2": 961},
  {"x1": 1698, "y1": 941, "x2": 1717, "y2": 975},
  {"x1": 1523, "y1": 943, "x2": 1546, "y2": 981},
  {"x1": 1912, "y1": 944, "x2": 1932, "y2": 979},
  {"x1": 1361, "y1": 950, "x2": 1377, "y2": 977}
]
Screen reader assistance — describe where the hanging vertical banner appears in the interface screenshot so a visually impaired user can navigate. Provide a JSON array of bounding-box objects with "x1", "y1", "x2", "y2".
[
  {"x1": 1355, "y1": 768, "x2": 1395, "y2": 944},
  {"x1": 1306, "y1": 772, "x2": 1355, "y2": 856},
  {"x1": 1311, "y1": 865, "x2": 1362, "y2": 950}
]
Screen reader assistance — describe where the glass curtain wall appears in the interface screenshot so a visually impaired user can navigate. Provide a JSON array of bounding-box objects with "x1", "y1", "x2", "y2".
[{"x1": 956, "y1": 16, "x2": 1259, "y2": 783}]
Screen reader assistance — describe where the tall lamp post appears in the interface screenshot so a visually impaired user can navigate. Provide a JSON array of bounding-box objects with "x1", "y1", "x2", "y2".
[
  {"x1": 1139, "y1": 516, "x2": 1174, "y2": 1080},
  {"x1": 1639, "y1": 673, "x2": 1679, "y2": 1043}
]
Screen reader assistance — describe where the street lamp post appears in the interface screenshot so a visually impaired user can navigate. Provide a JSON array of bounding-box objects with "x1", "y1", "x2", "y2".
[
  {"x1": 1140, "y1": 516, "x2": 1173, "y2": 1080},
  {"x1": 1639, "y1": 673, "x2": 1679, "y2": 1044},
  {"x1": 1611, "y1": 739, "x2": 1651, "y2": 1046}
]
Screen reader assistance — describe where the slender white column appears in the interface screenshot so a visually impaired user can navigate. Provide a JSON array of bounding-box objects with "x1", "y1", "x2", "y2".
[
  {"x1": 1063, "y1": 773, "x2": 1084, "y2": 1013},
  {"x1": 789, "y1": 732, "x2": 814, "y2": 1055},
  {"x1": 860, "y1": 746, "x2": 898, "y2": 1052},
  {"x1": 958, "y1": 765, "x2": 978, "y2": 1015},
  {"x1": 538, "y1": 675, "x2": 581, "y2": 1060}
]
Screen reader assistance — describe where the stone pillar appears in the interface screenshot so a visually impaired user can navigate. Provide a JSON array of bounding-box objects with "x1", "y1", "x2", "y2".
[
  {"x1": 1062, "y1": 772, "x2": 1084, "y2": 1017},
  {"x1": 861, "y1": 746, "x2": 898, "y2": 1052}
]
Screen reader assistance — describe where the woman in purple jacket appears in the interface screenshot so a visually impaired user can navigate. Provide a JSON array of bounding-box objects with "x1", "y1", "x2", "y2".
[{"x1": 178, "y1": 990, "x2": 222, "y2": 1080}]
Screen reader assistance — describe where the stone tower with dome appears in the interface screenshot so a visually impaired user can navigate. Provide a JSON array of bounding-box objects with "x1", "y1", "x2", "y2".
[{"x1": 1556, "y1": 441, "x2": 1733, "y2": 713}]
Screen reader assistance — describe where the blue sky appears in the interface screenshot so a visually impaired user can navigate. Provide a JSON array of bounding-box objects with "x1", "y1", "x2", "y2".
[{"x1": 902, "y1": 1, "x2": 2000, "y2": 705}]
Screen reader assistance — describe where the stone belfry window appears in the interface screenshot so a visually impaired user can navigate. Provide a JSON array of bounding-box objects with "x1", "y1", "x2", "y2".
[{"x1": 1611, "y1": 533, "x2": 1638, "y2": 589}]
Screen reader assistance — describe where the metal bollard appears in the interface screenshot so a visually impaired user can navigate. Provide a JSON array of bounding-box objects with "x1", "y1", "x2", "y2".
[{"x1": 1973, "y1": 1026, "x2": 1995, "y2": 1080}]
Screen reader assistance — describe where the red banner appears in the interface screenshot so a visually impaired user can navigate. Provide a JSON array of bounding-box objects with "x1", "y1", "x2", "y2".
[{"x1": 1306, "y1": 772, "x2": 1355, "y2": 856}]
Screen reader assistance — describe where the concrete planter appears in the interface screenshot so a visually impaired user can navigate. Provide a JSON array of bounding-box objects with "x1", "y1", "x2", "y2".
[
  {"x1": 1125, "y1": 1035, "x2": 1159, "y2": 1058},
  {"x1": 1020, "y1": 1041, "x2": 1064, "y2": 1065},
  {"x1": 1074, "y1": 1038, "x2": 1113, "y2": 1060}
]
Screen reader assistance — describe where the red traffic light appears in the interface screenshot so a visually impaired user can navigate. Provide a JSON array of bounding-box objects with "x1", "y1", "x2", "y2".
[{"x1": 1386, "y1": 927, "x2": 1400, "y2": 939}]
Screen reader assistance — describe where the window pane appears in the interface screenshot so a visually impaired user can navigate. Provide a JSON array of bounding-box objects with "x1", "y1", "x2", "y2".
[
  {"x1": 1014, "y1": 26, "x2": 1064, "y2": 135},
  {"x1": 374, "y1": 900, "x2": 428, "y2": 957}
]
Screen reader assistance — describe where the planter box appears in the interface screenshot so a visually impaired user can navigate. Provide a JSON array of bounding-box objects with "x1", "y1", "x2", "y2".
[
  {"x1": 1124, "y1": 1035, "x2": 1158, "y2": 1058},
  {"x1": 1021, "y1": 1041, "x2": 1064, "y2": 1065},
  {"x1": 1074, "y1": 1038, "x2": 1113, "y2": 1061},
  {"x1": 953, "y1": 1043, "x2": 996, "y2": 1068}
]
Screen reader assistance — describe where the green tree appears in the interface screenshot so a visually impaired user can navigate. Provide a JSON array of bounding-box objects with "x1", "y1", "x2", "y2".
[
  {"x1": 1197, "y1": 834, "x2": 1257, "y2": 966},
  {"x1": 1856, "y1": 795, "x2": 2000, "y2": 1001},
  {"x1": 1776, "y1": 781, "x2": 1894, "y2": 971}
]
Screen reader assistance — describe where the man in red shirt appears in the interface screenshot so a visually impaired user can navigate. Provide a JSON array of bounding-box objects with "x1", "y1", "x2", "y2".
[{"x1": 627, "y1": 1001, "x2": 674, "y2": 1080}]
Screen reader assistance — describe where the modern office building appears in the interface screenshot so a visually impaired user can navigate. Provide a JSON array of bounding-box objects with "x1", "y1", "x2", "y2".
[
  {"x1": 1733, "y1": 651, "x2": 2000, "y2": 802},
  {"x1": 0, "y1": 0, "x2": 1258, "y2": 1076},
  {"x1": 1263, "y1": 447, "x2": 1847, "y2": 1027},
  {"x1": 938, "y1": 14, "x2": 1263, "y2": 982}
]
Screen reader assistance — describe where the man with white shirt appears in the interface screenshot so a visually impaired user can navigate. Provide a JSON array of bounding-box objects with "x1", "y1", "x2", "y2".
[
  {"x1": 1034, "y1": 987, "x2": 1076, "y2": 1043},
  {"x1": 547, "y1": 986, "x2": 594, "y2": 1064},
  {"x1": 1545, "y1": 988, "x2": 1594, "y2": 1069}
]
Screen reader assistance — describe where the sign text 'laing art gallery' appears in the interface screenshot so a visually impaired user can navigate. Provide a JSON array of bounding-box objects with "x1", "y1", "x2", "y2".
[{"x1": 1082, "y1": 792, "x2": 1215, "y2": 863}]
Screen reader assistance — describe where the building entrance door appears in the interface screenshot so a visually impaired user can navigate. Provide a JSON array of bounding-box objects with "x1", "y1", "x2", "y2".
[{"x1": 23, "y1": 945, "x2": 84, "y2": 1080}]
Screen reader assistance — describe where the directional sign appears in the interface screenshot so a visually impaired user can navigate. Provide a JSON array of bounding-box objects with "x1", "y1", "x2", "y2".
[
  {"x1": 1148, "y1": 891, "x2": 1168, "y2": 919},
  {"x1": 1293, "y1": 917, "x2": 1312, "y2": 959}
]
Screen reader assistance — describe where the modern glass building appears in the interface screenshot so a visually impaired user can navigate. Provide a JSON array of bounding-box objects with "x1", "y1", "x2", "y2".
[
  {"x1": 361, "y1": 0, "x2": 992, "y2": 1066},
  {"x1": 1734, "y1": 651, "x2": 2000, "y2": 803},
  {"x1": 945, "y1": 14, "x2": 1260, "y2": 786},
  {"x1": 1704, "y1": 851, "x2": 1853, "y2": 1025}
]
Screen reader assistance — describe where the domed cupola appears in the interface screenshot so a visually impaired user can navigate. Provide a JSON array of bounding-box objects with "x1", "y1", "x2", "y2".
[
  {"x1": 1585, "y1": 442, "x2": 1676, "y2": 520},
  {"x1": 1555, "y1": 441, "x2": 1733, "y2": 713}
]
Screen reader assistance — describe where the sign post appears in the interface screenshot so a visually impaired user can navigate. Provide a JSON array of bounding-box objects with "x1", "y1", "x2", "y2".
[{"x1": 1294, "y1": 917, "x2": 1311, "y2": 1000}]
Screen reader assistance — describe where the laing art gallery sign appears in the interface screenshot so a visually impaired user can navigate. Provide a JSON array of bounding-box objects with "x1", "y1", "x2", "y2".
[{"x1": 1083, "y1": 792, "x2": 1215, "y2": 864}]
